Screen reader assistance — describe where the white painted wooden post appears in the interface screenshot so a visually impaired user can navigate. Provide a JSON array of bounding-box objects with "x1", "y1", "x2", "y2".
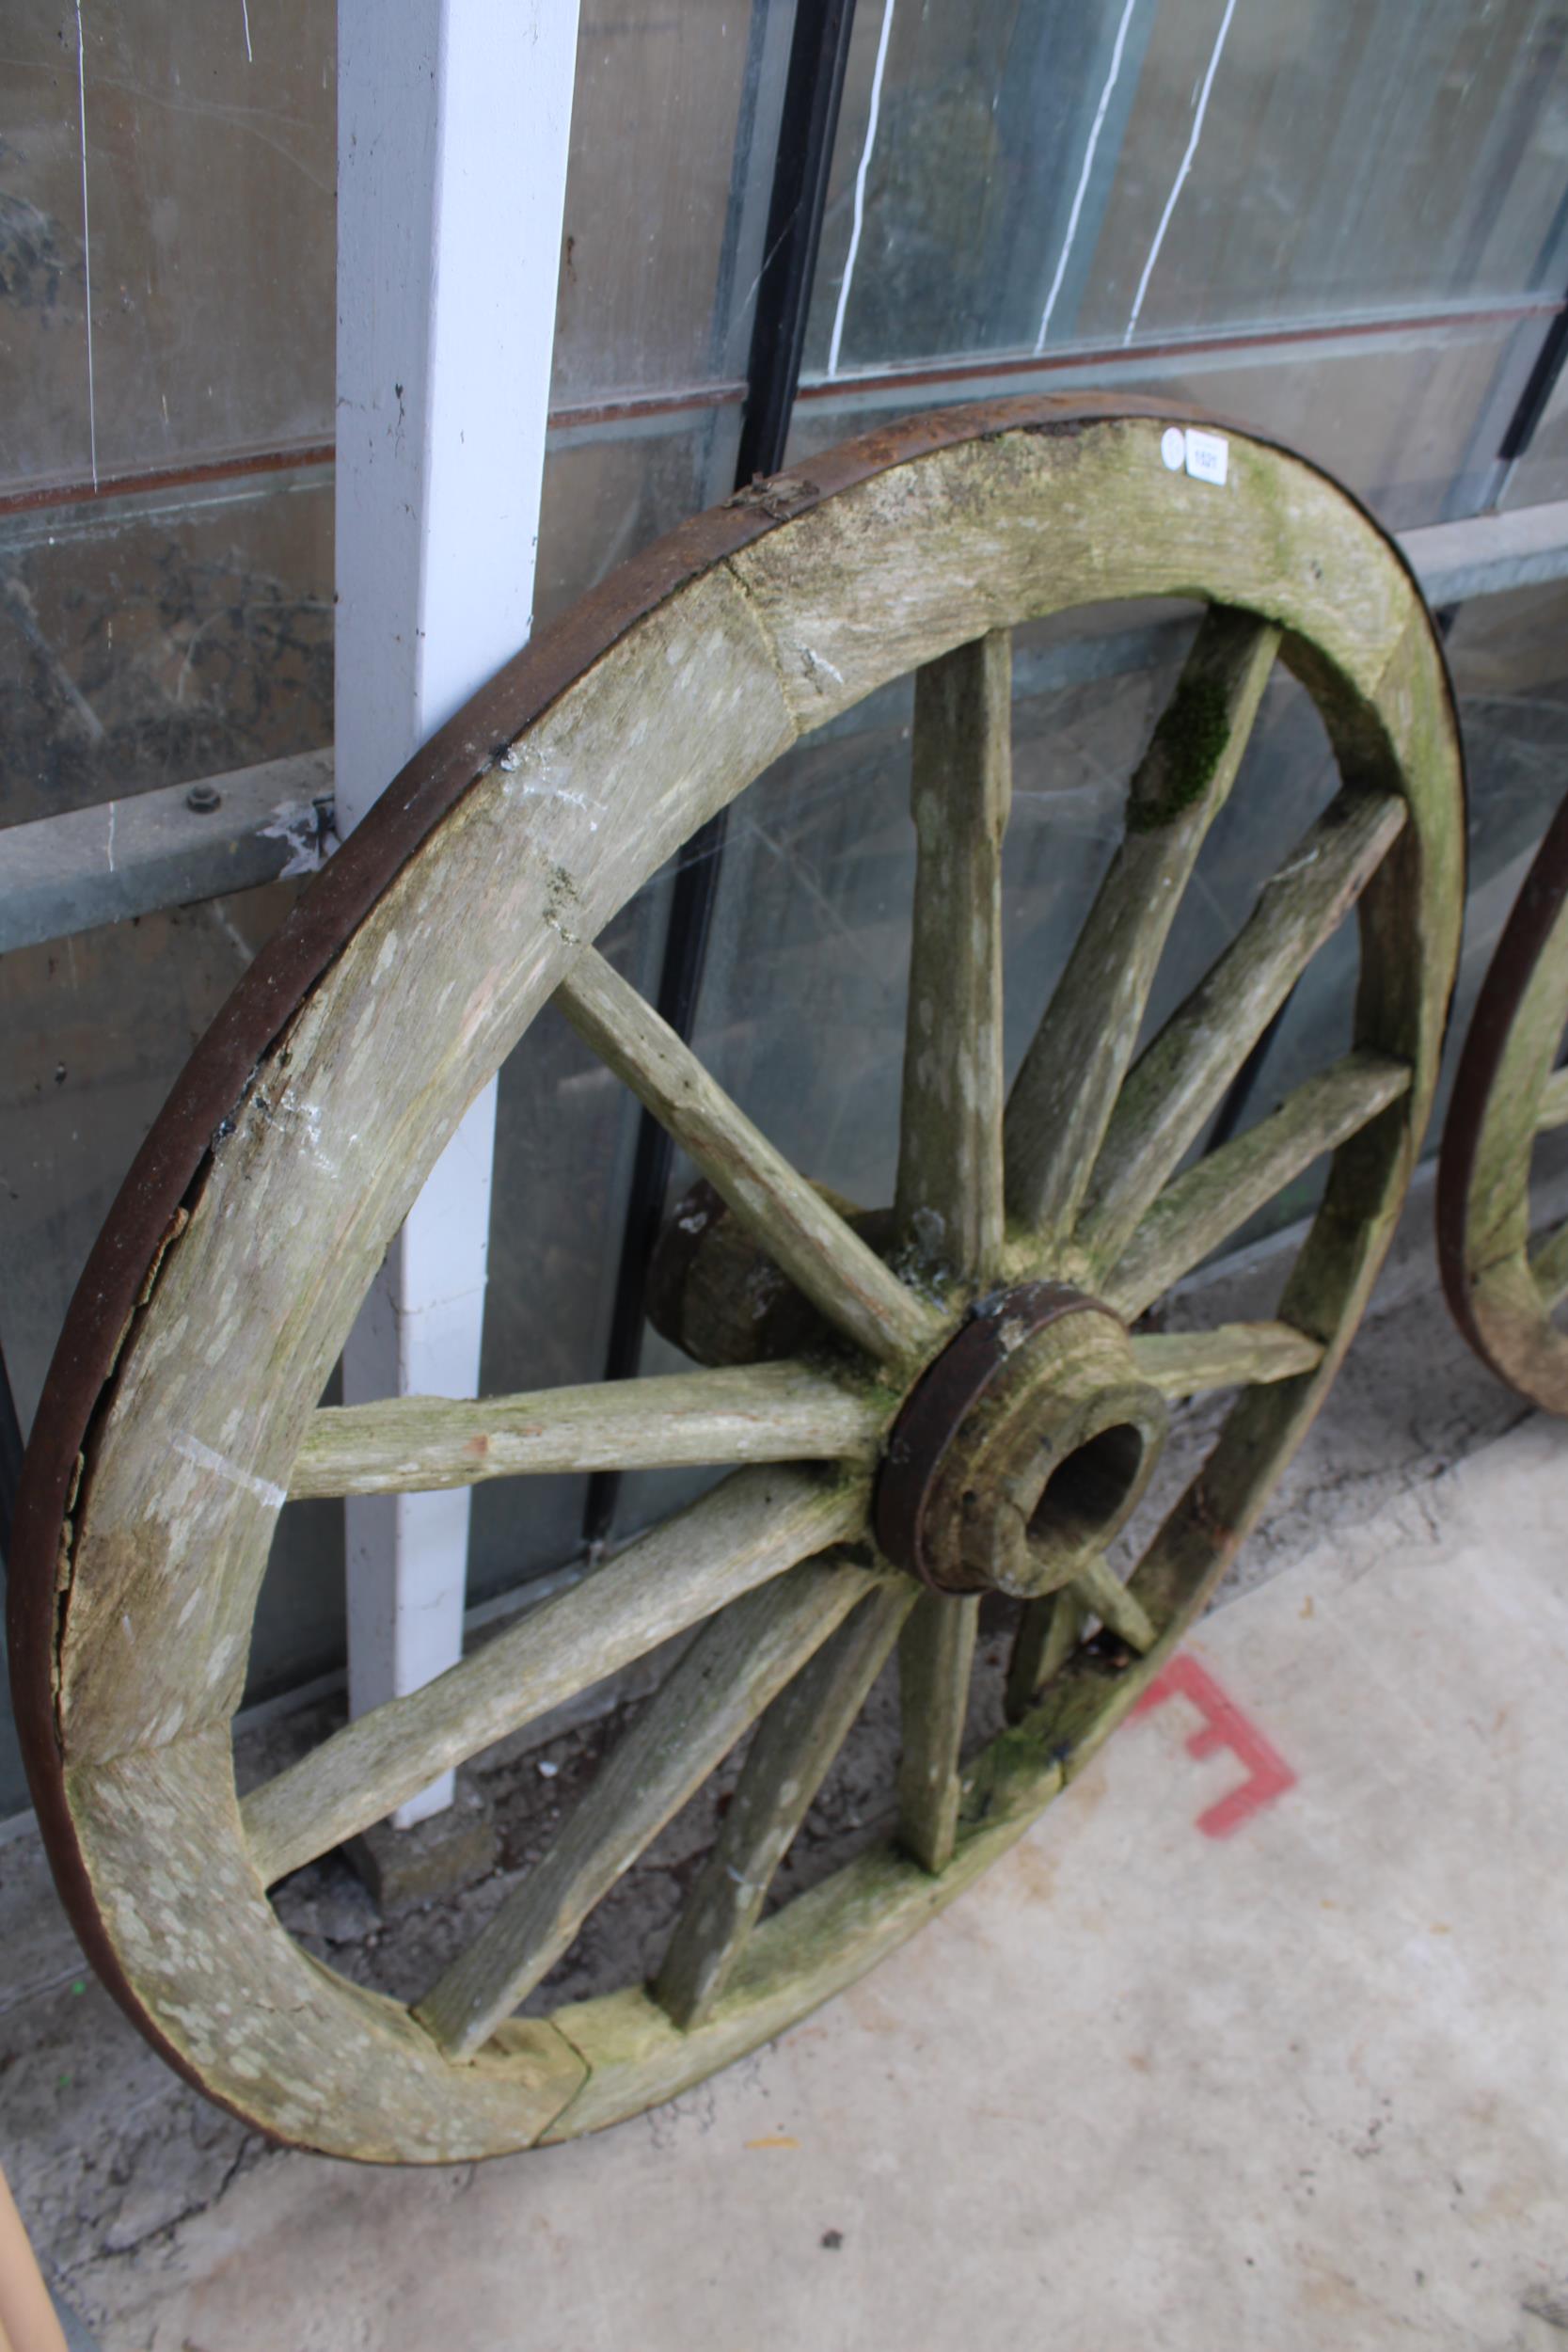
[{"x1": 336, "y1": 1, "x2": 580, "y2": 1825}]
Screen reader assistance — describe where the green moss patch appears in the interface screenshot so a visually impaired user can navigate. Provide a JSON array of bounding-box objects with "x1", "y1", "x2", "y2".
[{"x1": 1128, "y1": 674, "x2": 1232, "y2": 833}]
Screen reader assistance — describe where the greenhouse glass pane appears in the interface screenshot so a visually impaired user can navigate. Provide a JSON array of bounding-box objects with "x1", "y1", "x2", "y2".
[
  {"x1": 787, "y1": 310, "x2": 1543, "y2": 532},
  {"x1": 0, "y1": 469, "x2": 332, "y2": 826},
  {"x1": 0, "y1": 876, "x2": 307, "y2": 1436},
  {"x1": 551, "y1": 0, "x2": 790, "y2": 402},
  {"x1": 806, "y1": 0, "x2": 1568, "y2": 380},
  {"x1": 0, "y1": 0, "x2": 782, "y2": 501},
  {"x1": 0, "y1": 5, "x2": 335, "y2": 497},
  {"x1": 535, "y1": 410, "x2": 742, "y2": 624}
]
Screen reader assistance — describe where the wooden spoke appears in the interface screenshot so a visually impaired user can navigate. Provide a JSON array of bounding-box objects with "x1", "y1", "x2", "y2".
[
  {"x1": 896, "y1": 1592, "x2": 979, "y2": 1875},
  {"x1": 1077, "y1": 787, "x2": 1409, "y2": 1268},
  {"x1": 1536, "y1": 1064, "x2": 1568, "y2": 1133},
  {"x1": 1069, "y1": 1554, "x2": 1157, "y2": 1653},
  {"x1": 1531, "y1": 1217, "x2": 1568, "y2": 1311},
  {"x1": 289, "y1": 1362, "x2": 881, "y2": 1501},
  {"x1": 1103, "y1": 1048, "x2": 1413, "y2": 1321},
  {"x1": 1132, "y1": 1321, "x2": 1323, "y2": 1397},
  {"x1": 242, "y1": 1467, "x2": 865, "y2": 1885},
  {"x1": 1005, "y1": 1587, "x2": 1087, "y2": 1722},
  {"x1": 18, "y1": 408, "x2": 1462, "y2": 2164},
  {"x1": 417, "y1": 1552, "x2": 884, "y2": 2058},
  {"x1": 895, "y1": 630, "x2": 1012, "y2": 1276},
  {"x1": 556, "y1": 949, "x2": 940, "y2": 1366},
  {"x1": 656, "y1": 1582, "x2": 915, "y2": 2030},
  {"x1": 1004, "y1": 611, "x2": 1281, "y2": 1240}
]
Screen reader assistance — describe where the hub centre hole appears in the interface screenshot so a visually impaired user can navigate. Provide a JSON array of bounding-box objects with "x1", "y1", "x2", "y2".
[{"x1": 1029, "y1": 1422, "x2": 1147, "y2": 1552}]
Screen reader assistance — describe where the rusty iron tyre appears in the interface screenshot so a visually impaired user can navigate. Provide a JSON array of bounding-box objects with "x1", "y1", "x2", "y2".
[{"x1": 9, "y1": 399, "x2": 1464, "y2": 2162}]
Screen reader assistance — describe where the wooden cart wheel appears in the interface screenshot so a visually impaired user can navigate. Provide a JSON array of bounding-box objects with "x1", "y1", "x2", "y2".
[
  {"x1": 9, "y1": 399, "x2": 1463, "y2": 2163},
  {"x1": 1438, "y1": 789, "x2": 1568, "y2": 1407}
]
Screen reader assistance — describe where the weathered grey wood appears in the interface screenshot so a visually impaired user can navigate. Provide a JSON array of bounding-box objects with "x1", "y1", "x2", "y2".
[
  {"x1": 656, "y1": 1582, "x2": 914, "y2": 2029},
  {"x1": 542, "y1": 1633, "x2": 1163, "y2": 2141},
  {"x1": 727, "y1": 425, "x2": 1418, "y2": 736},
  {"x1": 290, "y1": 1362, "x2": 882, "y2": 1499},
  {"x1": 1130, "y1": 1321, "x2": 1323, "y2": 1396},
  {"x1": 243, "y1": 1467, "x2": 865, "y2": 1885},
  {"x1": 1442, "y1": 811, "x2": 1568, "y2": 1410},
  {"x1": 1128, "y1": 611, "x2": 1465, "y2": 1644},
  {"x1": 56, "y1": 563, "x2": 798, "y2": 1781},
  {"x1": 1532, "y1": 1216, "x2": 1568, "y2": 1311},
  {"x1": 35, "y1": 414, "x2": 1463, "y2": 2162},
  {"x1": 556, "y1": 948, "x2": 940, "y2": 1365},
  {"x1": 1005, "y1": 1588, "x2": 1086, "y2": 1722},
  {"x1": 895, "y1": 630, "x2": 1012, "y2": 1275},
  {"x1": 541, "y1": 1777, "x2": 1068, "y2": 2143},
  {"x1": 71, "y1": 1731, "x2": 592, "y2": 2162},
  {"x1": 1078, "y1": 787, "x2": 1409, "y2": 1267},
  {"x1": 1104, "y1": 1048, "x2": 1413, "y2": 1321},
  {"x1": 896, "y1": 1592, "x2": 978, "y2": 1874},
  {"x1": 1069, "y1": 1553, "x2": 1156, "y2": 1652},
  {"x1": 1004, "y1": 611, "x2": 1280, "y2": 1239},
  {"x1": 1535, "y1": 1063, "x2": 1568, "y2": 1133},
  {"x1": 418, "y1": 1552, "x2": 883, "y2": 2058}
]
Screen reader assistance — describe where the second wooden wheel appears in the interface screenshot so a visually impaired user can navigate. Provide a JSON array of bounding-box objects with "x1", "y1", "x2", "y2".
[
  {"x1": 9, "y1": 399, "x2": 1463, "y2": 2162},
  {"x1": 1438, "y1": 789, "x2": 1568, "y2": 1408}
]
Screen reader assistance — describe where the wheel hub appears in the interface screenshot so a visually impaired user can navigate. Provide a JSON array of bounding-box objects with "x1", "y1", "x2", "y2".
[{"x1": 874, "y1": 1282, "x2": 1167, "y2": 1598}]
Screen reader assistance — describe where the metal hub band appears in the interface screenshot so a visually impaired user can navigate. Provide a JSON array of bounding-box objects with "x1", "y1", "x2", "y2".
[{"x1": 873, "y1": 1282, "x2": 1168, "y2": 1598}]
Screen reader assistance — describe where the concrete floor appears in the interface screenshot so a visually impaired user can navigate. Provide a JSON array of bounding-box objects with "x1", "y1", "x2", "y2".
[
  {"x1": 4, "y1": 1415, "x2": 1561, "y2": 2349},
  {"x1": 6, "y1": 1176, "x2": 1568, "y2": 2349}
]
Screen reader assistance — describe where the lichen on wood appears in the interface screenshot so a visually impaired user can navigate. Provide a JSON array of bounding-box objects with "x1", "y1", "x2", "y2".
[{"x1": 21, "y1": 404, "x2": 1464, "y2": 2162}]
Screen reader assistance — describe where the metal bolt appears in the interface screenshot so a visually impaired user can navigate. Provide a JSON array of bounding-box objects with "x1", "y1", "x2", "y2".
[{"x1": 185, "y1": 783, "x2": 221, "y2": 814}]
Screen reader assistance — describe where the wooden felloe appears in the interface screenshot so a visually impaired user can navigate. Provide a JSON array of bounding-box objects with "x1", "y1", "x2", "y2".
[
  {"x1": 1438, "y1": 787, "x2": 1568, "y2": 1408},
  {"x1": 8, "y1": 400, "x2": 1464, "y2": 2162}
]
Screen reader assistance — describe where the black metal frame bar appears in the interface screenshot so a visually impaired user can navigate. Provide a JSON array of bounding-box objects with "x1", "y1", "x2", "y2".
[
  {"x1": 584, "y1": 0, "x2": 859, "y2": 1547},
  {"x1": 1499, "y1": 299, "x2": 1568, "y2": 468}
]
